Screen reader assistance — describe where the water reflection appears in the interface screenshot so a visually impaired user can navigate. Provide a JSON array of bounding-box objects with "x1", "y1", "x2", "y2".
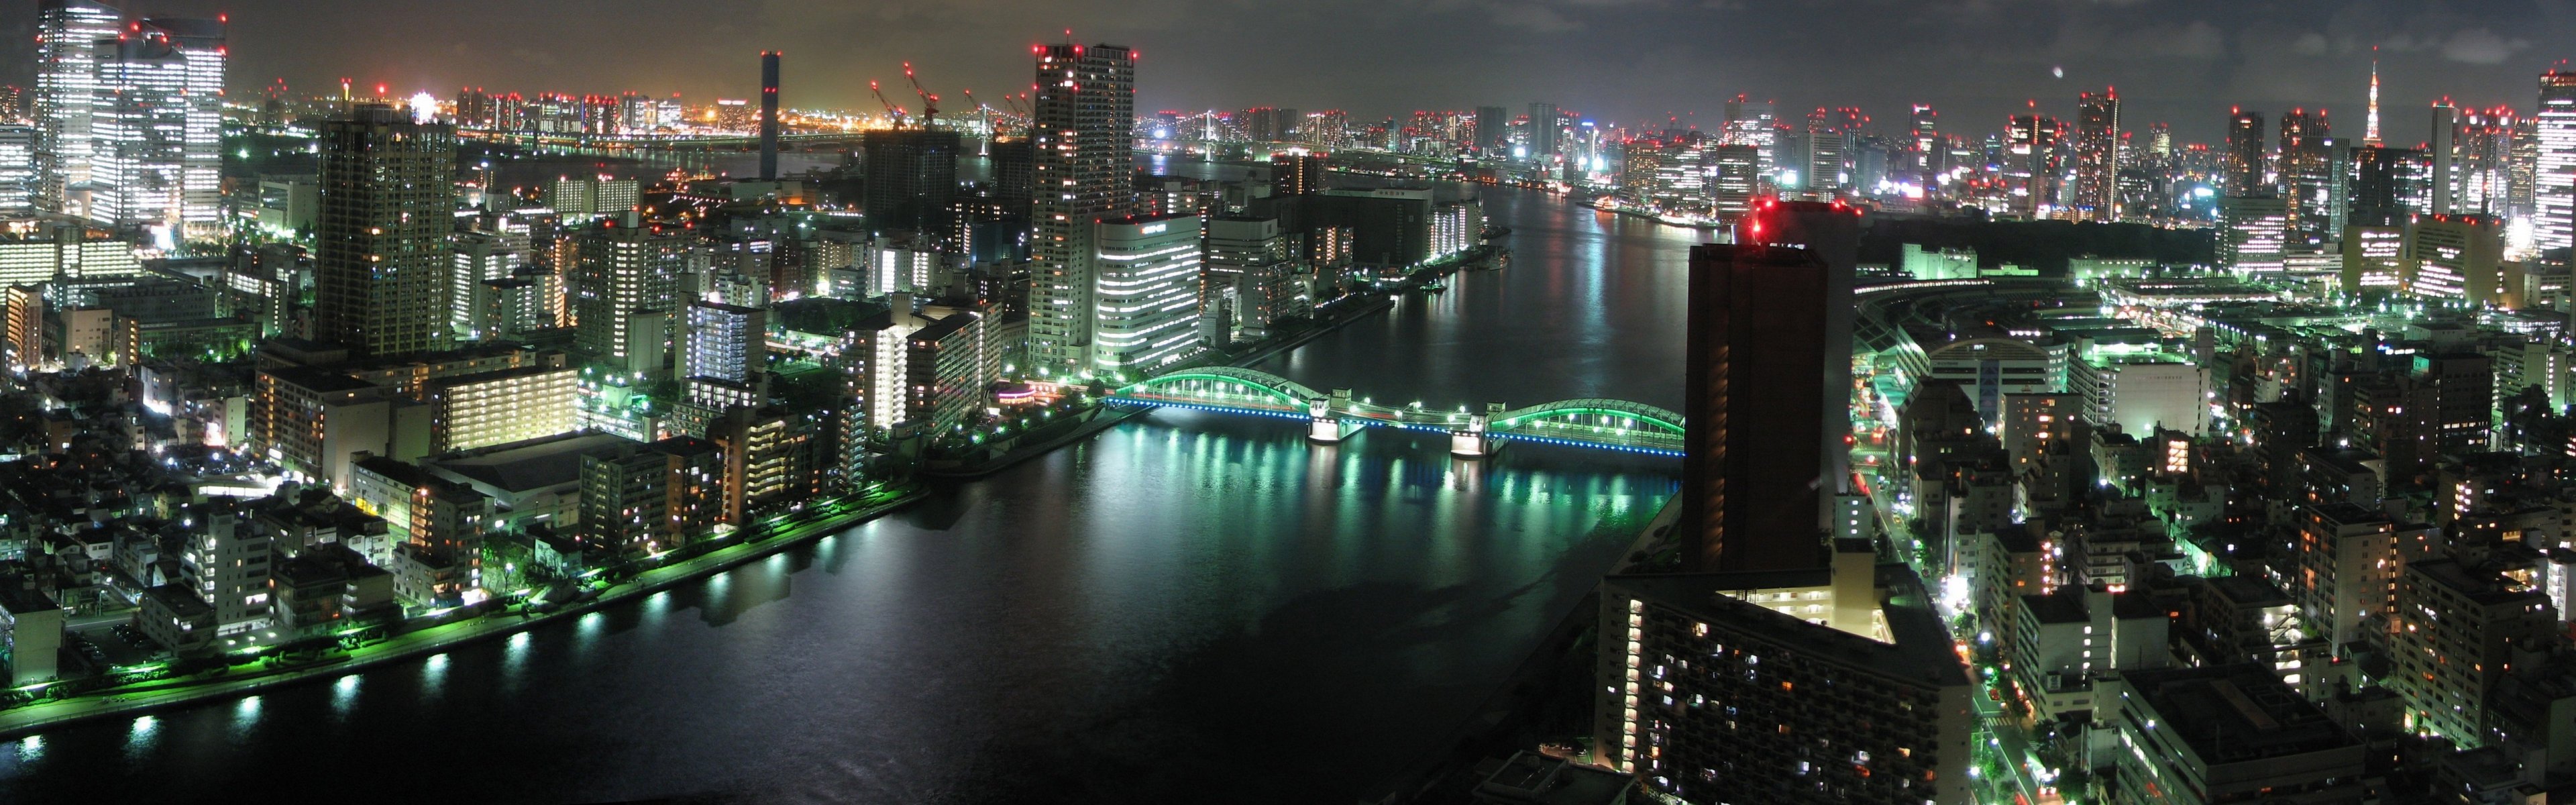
[{"x1": 0, "y1": 182, "x2": 1694, "y2": 805}]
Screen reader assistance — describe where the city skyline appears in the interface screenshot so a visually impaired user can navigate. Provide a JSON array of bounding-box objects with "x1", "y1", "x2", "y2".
[{"x1": 1, "y1": 1, "x2": 2568, "y2": 142}]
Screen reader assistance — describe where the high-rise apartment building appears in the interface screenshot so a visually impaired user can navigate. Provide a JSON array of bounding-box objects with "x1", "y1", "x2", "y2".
[
  {"x1": 89, "y1": 17, "x2": 225, "y2": 239},
  {"x1": 451, "y1": 229, "x2": 530, "y2": 341},
  {"x1": 313, "y1": 105, "x2": 458, "y2": 358},
  {"x1": 681, "y1": 301, "x2": 765, "y2": 384},
  {"x1": 1026, "y1": 43, "x2": 1136, "y2": 376},
  {"x1": 571, "y1": 214, "x2": 689, "y2": 375},
  {"x1": 2074, "y1": 89, "x2": 2120, "y2": 221},
  {"x1": 1595, "y1": 547, "x2": 1974, "y2": 804},
  {"x1": 1682, "y1": 201, "x2": 1858, "y2": 572},
  {"x1": 861, "y1": 127, "x2": 961, "y2": 246},
  {"x1": 2536, "y1": 70, "x2": 2576, "y2": 252},
  {"x1": 32, "y1": 0, "x2": 120, "y2": 213}
]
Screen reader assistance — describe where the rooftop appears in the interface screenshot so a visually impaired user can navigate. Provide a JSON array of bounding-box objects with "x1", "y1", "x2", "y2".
[{"x1": 2122, "y1": 664, "x2": 2358, "y2": 763}]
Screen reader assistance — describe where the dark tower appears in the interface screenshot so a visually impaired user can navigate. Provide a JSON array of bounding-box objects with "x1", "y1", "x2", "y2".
[
  {"x1": 759, "y1": 50, "x2": 780, "y2": 180},
  {"x1": 1680, "y1": 199, "x2": 1860, "y2": 573}
]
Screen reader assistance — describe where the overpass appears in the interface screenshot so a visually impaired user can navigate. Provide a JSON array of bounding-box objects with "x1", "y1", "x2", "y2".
[{"x1": 1103, "y1": 366, "x2": 1682, "y2": 458}]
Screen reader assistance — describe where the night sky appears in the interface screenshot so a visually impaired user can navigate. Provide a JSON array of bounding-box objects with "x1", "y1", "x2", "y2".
[{"x1": 3, "y1": 0, "x2": 2565, "y2": 143}]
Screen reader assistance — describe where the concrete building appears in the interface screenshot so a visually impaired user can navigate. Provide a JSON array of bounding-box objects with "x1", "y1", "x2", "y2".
[
  {"x1": 571, "y1": 214, "x2": 690, "y2": 376},
  {"x1": 0, "y1": 584, "x2": 62, "y2": 685},
  {"x1": 1091, "y1": 213, "x2": 1202, "y2": 374},
  {"x1": 423, "y1": 365, "x2": 577, "y2": 453},
  {"x1": 1593, "y1": 545, "x2": 1974, "y2": 804},
  {"x1": 2294, "y1": 503, "x2": 2438, "y2": 651},
  {"x1": 1026, "y1": 42, "x2": 1136, "y2": 374},
  {"x1": 2108, "y1": 664, "x2": 2367, "y2": 804},
  {"x1": 2387, "y1": 558, "x2": 2555, "y2": 747},
  {"x1": 313, "y1": 105, "x2": 457, "y2": 358}
]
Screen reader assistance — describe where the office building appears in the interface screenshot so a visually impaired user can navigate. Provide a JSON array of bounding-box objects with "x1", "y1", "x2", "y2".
[
  {"x1": 1681, "y1": 200, "x2": 1858, "y2": 572},
  {"x1": 0, "y1": 125, "x2": 36, "y2": 215},
  {"x1": 1091, "y1": 213, "x2": 1201, "y2": 373},
  {"x1": 2278, "y1": 109, "x2": 2334, "y2": 248},
  {"x1": 88, "y1": 17, "x2": 225, "y2": 239},
  {"x1": 2540, "y1": 70, "x2": 2576, "y2": 252},
  {"x1": 2074, "y1": 89, "x2": 2119, "y2": 221},
  {"x1": 313, "y1": 105, "x2": 458, "y2": 358},
  {"x1": 2400, "y1": 214, "x2": 2510, "y2": 305},
  {"x1": 1026, "y1": 42, "x2": 1136, "y2": 376},
  {"x1": 1201, "y1": 216, "x2": 1301, "y2": 341},
  {"x1": 2346, "y1": 145, "x2": 2430, "y2": 227},
  {"x1": 1472, "y1": 105, "x2": 1508, "y2": 157},
  {"x1": 2218, "y1": 195, "x2": 2289, "y2": 273},
  {"x1": 2006, "y1": 113, "x2": 2062, "y2": 217},
  {"x1": 2225, "y1": 109, "x2": 2267, "y2": 195},
  {"x1": 1527, "y1": 103, "x2": 1558, "y2": 159},
  {"x1": 33, "y1": 0, "x2": 121, "y2": 212}
]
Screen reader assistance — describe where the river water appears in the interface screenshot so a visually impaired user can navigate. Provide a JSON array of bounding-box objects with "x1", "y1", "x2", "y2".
[{"x1": 0, "y1": 162, "x2": 1702, "y2": 804}]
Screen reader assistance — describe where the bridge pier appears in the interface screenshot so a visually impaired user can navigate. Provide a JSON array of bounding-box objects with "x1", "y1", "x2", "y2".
[
  {"x1": 1307, "y1": 398, "x2": 1358, "y2": 443},
  {"x1": 1448, "y1": 413, "x2": 1495, "y2": 458}
]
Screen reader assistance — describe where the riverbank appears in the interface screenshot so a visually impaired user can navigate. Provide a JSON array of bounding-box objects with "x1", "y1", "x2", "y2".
[
  {"x1": 1370, "y1": 494, "x2": 1680, "y2": 802},
  {"x1": 920, "y1": 405, "x2": 1152, "y2": 480},
  {"x1": 0, "y1": 485, "x2": 930, "y2": 740}
]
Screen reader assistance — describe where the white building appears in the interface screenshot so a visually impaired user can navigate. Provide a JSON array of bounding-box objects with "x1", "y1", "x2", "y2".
[
  {"x1": 2539, "y1": 70, "x2": 2576, "y2": 252},
  {"x1": 0, "y1": 125, "x2": 36, "y2": 215},
  {"x1": 452, "y1": 229, "x2": 531, "y2": 340},
  {"x1": 33, "y1": 0, "x2": 121, "y2": 213},
  {"x1": 1092, "y1": 213, "x2": 1202, "y2": 374},
  {"x1": 2089, "y1": 360, "x2": 2209, "y2": 436},
  {"x1": 87, "y1": 18, "x2": 226, "y2": 242}
]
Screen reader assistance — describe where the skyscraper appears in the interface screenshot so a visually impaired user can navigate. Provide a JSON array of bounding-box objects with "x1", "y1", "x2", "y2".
[
  {"x1": 2006, "y1": 112, "x2": 2062, "y2": 217},
  {"x1": 90, "y1": 17, "x2": 226, "y2": 240},
  {"x1": 2278, "y1": 109, "x2": 2332, "y2": 248},
  {"x1": 2431, "y1": 99, "x2": 2457, "y2": 215},
  {"x1": 32, "y1": 1, "x2": 120, "y2": 213},
  {"x1": 1681, "y1": 200, "x2": 1858, "y2": 573},
  {"x1": 1026, "y1": 42, "x2": 1136, "y2": 376},
  {"x1": 313, "y1": 105, "x2": 458, "y2": 358},
  {"x1": 758, "y1": 51, "x2": 780, "y2": 180},
  {"x1": 2225, "y1": 109, "x2": 2267, "y2": 195},
  {"x1": 1527, "y1": 102, "x2": 1559, "y2": 159},
  {"x1": 1472, "y1": 105, "x2": 1508, "y2": 157},
  {"x1": 2534, "y1": 70, "x2": 2576, "y2": 252},
  {"x1": 2074, "y1": 89, "x2": 2120, "y2": 221}
]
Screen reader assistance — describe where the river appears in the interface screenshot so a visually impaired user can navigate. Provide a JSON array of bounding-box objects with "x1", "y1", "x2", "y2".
[{"x1": 0, "y1": 160, "x2": 1703, "y2": 804}]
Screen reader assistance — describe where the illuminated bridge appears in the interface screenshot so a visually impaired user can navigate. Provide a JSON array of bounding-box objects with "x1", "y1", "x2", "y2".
[{"x1": 1105, "y1": 367, "x2": 1684, "y2": 458}]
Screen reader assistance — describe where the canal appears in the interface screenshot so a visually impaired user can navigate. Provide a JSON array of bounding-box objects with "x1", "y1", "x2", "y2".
[{"x1": 0, "y1": 164, "x2": 1703, "y2": 804}]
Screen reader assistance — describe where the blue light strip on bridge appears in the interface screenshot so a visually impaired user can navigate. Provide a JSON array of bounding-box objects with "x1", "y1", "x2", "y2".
[{"x1": 1106, "y1": 398, "x2": 1682, "y2": 456}]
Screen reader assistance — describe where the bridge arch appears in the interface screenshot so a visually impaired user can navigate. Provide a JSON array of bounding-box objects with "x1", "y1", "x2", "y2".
[
  {"x1": 1114, "y1": 368, "x2": 1323, "y2": 407},
  {"x1": 1489, "y1": 399, "x2": 1686, "y2": 435}
]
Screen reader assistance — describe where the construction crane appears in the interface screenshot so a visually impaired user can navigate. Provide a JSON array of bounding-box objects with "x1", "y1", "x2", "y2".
[
  {"x1": 902, "y1": 61, "x2": 938, "y2": 126},
  {"x1": 1002, "y1": 90, "x2": 1028, "y2": 117},
  {"x1": 867, "y1": 79, "x2": 908, "y2": 126}
]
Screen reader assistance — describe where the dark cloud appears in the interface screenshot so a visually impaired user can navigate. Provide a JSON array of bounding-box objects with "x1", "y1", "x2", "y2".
[{"x1": 0, "y1": 0, "x2": 2560, "y2": 144}]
